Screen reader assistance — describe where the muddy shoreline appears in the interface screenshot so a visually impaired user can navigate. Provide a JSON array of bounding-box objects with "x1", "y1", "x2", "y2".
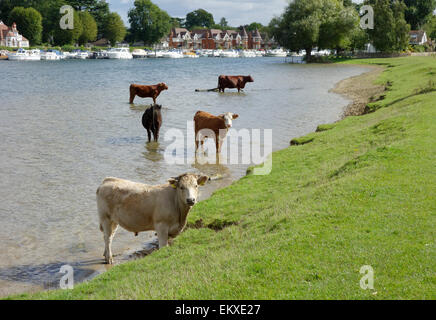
[{"x1": 332, "y1": 65, "x2": 385, "y2": 117}]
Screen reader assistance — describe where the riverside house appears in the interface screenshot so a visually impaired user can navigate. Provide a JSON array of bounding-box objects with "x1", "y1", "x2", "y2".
[
  {"x1": 0, "y1": 21, "x2": 29, "y2": 48},
  {"x1": 409, "y1": 30, "x2": 429, "y2": 45},
  {"x1": 167, "y1": 27, "x2": 275, "y2": 50}
]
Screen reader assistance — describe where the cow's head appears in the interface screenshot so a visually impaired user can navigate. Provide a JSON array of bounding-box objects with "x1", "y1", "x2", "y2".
[
  {"x1": 158, "y1": 83, "x2": 168, "y2": 91},
  {"x1": 169, "y1": 173, "x2": 209, "y2": 207},
  {"x1": 220, "y1": 113, "x2": 239, "y2": 128},
  {"x1": 245, "y1": 75, "x2": 254, "y2": 83},
  {"x1": 153, "y1": 104, "x2": 162, "y2": 110}
]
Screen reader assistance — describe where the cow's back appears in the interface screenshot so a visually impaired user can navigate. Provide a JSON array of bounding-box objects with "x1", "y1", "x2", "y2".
[{"x1": 97, "y1": 178, "x2": 166, "y2": 232}]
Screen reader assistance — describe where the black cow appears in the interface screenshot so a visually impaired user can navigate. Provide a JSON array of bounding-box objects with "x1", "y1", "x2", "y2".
[{"x1": 142, "y1": 104, "x2": 162, "y2": 142}]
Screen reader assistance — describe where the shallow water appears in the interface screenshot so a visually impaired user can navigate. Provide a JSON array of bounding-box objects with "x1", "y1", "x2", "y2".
[{"x1": 0, "y1": 57, "x2": 368, "y2": 296}]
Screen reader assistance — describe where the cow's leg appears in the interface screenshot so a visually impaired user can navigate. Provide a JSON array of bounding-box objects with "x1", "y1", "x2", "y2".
[
  {"x1": 155, "y1": 223, "x2": 169, "y2": 248},
  {"x1": 129, "y1": 90, "x2": 135, "y2": 104},
  {"x1": 154, "y1": 127, "x2": 160, "y2": 142},
  {"x1": 146, "y1": 129, "x2": 152, "y2": 143},
  {"x1": 153, "y1": 96, "x2": 157, "y2": 105},
  {"x1": 215, "y1": 138, "x2": 220, "y2": 154},
  {"x1": 102, "y1": 219, "x2": 118, "y2": 264}
]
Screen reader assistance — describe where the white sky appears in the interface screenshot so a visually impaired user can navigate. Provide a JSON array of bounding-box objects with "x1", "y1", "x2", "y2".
[{"x1": 107, "y1": 0, "x2": 364, "y2": 27}]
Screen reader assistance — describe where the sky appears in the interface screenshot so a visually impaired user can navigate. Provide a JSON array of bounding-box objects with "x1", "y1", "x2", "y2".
[
  {"x1": 107, "y1": 0, "x2": 365, "y2": 27},
  {"x1": 107, "y1": 0, "x2": 294, "y2": 27}
]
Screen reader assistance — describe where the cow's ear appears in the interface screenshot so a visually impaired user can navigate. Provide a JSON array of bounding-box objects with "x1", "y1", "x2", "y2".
[
  {"x1": 197, "y1": 175, "x2": 209, "y2": 186},
  {"x1": 232, "y1": 114, "x2": 239, "y2": 119},
  {"x1": 168, "y1": 178, "x2": 178, "y2": 189}
]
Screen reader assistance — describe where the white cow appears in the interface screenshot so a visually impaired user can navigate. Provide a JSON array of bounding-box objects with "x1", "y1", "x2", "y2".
[{"x1": 96, "y1": 173, "x2": 208, "y2": 264}]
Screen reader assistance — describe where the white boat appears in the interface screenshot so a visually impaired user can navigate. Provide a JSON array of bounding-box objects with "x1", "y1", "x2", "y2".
[
  {"x1": 107, "y1": 47, "x2": 133, "y2": 59},
  {"x1": 220, "y1": 50, "x2": 239, "y2": 58},
  {"x1": 147, "y1": 50, "x2": 164, "y2": 58},
  {"x1": 41, "y1": 50, "x2": 61, "y2": 61},
  {"x1": 255, "y1": 50, "x2": 265, "y2": 57},
  {"x1": 239, "y1": 50, "x2": 256, "y2": 58},
  {"x1": 132, "y1": 49, "x2": 147, "y2": 59},
  {"x1": 7, "y1": 48, "x2": 41, "y2": 61},
  {"x1": 75, "y1": 51, "x2": 89, "y2": 59},
  {"x1": 161, "y1": 50, "x2": 184, "y2": 59},
  {"x1": 213, "y1": 49, "x2": 222, "y2": 57},
  {"x1": 266, "y1": 48, "x2": 287, "y2": 57},
  {"x1": 199, "y1": 49, "x2": 214, "y2": 57}
]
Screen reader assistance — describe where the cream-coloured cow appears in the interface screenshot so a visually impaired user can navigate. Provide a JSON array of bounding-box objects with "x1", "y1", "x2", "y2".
[{"x1": 96, "y1": 173, "x2": 208, "y2": 264}]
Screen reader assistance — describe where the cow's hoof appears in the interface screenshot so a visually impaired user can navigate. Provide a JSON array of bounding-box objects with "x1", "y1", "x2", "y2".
[{"x1": 105, "y1": 257, "x2": 114, "y2": 265}]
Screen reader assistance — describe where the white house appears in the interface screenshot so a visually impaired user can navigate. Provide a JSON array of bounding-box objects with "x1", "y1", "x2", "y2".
[
  {"x1": 409, "y1": 30, "x2": 428, "y2": 45},
  {"x1": 0, "y1": 21, "x2": 29, "y2": 48}
]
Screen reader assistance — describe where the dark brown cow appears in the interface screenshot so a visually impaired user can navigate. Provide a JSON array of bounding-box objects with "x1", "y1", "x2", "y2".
[
  {"x1": 142, "y1": 104, "x2": 162, "y2": 142},
  {"x1": 218, "y1": 75, "x2": 254, "y2": 92},
  {"x1": 194, "y1": 111, "x2": 239, "y2": 153},
  {"x1": 129, "y1": 83, "x2": 168, "y2": 104}
]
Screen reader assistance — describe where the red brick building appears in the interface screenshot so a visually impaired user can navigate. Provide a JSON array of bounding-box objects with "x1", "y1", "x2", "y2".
[{"x1": 167, "y1": 27, "x2": 274, "y2": 50}]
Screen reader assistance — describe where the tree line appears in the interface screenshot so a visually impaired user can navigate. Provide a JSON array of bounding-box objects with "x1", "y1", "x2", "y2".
[
  {"x1": 0, "y1": 0, "x2": 274, "y2": 47},
  {"x1": 270, "y1": 0, "x2": 436, "y2": 60},
  {"x1": 1, "y1": 0, "x2": 434, "y2": 52},
  {"x1": 0, "y1": 0, "x2": 126, "y2": 46}
]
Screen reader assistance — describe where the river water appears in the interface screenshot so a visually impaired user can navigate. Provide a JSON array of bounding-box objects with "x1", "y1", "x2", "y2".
[{"x1": 0, "y1": 57, "x2": 368, "y2": 296}]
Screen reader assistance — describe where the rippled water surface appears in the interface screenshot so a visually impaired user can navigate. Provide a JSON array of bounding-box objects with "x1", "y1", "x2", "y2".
[{"x1": 0, "y1": 57, "x2": 368, "y2": 296}]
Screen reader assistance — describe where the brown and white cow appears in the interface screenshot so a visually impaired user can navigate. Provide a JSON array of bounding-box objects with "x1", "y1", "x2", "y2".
[
  {"x1": 194, "y1": 111, "x2": 239, "y2": 153},
  {"x1": 97, "y1": 173, "x2": 208, "y2": 264},
  {"x1": 218, "y1": 75, "x2": 254, "y2": 92},
  {"x1": 129, "y1": 83, "x2": 168, "y2": 104}
]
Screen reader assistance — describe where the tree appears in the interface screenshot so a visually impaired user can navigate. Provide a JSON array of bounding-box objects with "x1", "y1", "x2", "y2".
[
  {"x1": 246, "y1": 22, "x2": 263, "y2": 32},
  {"x1": 33, "y1": 0, "x2": 69, "y2": 44},
  {"x1": 219, "y1": 17, "x2": 228, "y2": 29},
  {"x1": 8, "y1": 7, "x2": 43, "y2": 45},
  {"x1": 271, "y1": 0, "x2": 358, "y2": 61},
  {"x1": 54, "y1": 9, "x2": 82, "y2": 45},
  {"x1": 185, "y1": 9, "x2": 214, "y2": 29},
  {"x1": 423, "y1": 14, "x2": 436, "y2": 40},
  {"x1": 170, "y1": 17, "x2": 183, "y2": 28},
  {"x1": 128, "y1": 0, "x2": 171, "y2": 45},
  {"x1": 104, "y1": 12, "x2": 126, "y2": 46},
  {"x1": 365, "y1": 0, "x2": 410, "y2": 52},
  {"x1": 78, "y1": 11, "x2": 97, "y2": 44},
  {"x1": 66, "y1": 0, "x2": 109, "y2": 35},
  {"x1": 404, "y1": 0, "x2": 436, "y2": 29}
]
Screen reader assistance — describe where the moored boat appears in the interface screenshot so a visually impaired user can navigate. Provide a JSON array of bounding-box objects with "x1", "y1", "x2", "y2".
[
  {"x1": 220, "y1": 50, "x2": 239, "y2": 58},
  {"x1": 40, "y1": 50, "x2": 61, "y2": 60},
  {"x1": 183, "y1": 51, "x2": 199, "y2": 58},
  {"x1": 132, "y1": 49, "x2": 147, "y2": 59},
  {"x1": 239, "y1": 50, "x2": 256, "y2": 58},
  {"x1": 107, "y1": 47, "x2": 133, "y2": 59},
  {"x1": 7, "y1": 48, "x2": 41, "y2": 61},
  {"x1": 265, "y1": 48, "x2": 287, "y2": 57},
  {"x1": 161, "y1": 50, "x2": 184, "y2": 58},
  {"x1": 0, "y1": 50, "x2": 9, "y2": 60}
]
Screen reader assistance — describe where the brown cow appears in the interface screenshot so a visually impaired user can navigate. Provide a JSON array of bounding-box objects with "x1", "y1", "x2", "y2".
[
  {"x1": 194, "y1": 111, "x2": 239, "y2": 153},
  {"x1": 218, "y1": 75, "x2": 254, "y2": 92},
  {"x1": 129, "y1": 83, "x2": 168, "y2": 104}
]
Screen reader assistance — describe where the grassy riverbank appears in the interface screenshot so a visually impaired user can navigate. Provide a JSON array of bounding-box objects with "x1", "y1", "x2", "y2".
[{"x1": 11, "y1": 56, "x2": 436, "y2": 300}]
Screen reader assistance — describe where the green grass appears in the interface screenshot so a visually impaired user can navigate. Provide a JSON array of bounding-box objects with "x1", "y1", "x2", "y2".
[{"x1": 10, "y1": 56, "x2": 436, "y2": 300}]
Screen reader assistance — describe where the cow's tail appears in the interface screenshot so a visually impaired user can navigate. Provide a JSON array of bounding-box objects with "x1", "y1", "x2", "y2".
[{"x1": 195, "y1": 88, "x2": 219, "y2": 92}]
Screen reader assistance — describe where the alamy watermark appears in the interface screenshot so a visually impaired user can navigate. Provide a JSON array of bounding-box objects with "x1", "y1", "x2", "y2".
[
  {"x1": 360, "y1": 5, "x2": 374, "y2": 30},
  {"x1": 163, "y1": 121, "x2": 272, "y2": 175},
  {"x1": 59, "y1": 265, "x2": 74, "y2": 289},
  {"x1": 60, "y1": 5, "x2": 74, "y2": 30},
  {"x1": 360, "y1": 265, "x2": 374, "y2": 290}
]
